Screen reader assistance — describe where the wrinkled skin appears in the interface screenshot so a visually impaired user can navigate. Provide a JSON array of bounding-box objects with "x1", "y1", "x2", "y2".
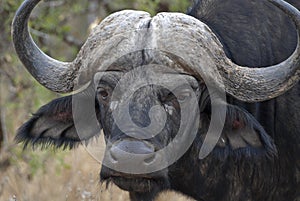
[
  {"x1": 15, "y1": 0, "x2": 300, "y2": 201},
  {"x1": 17, "y1": 52, "x2": 280, "y2": 201},
  {"x1": 96, "y1": 60, "x2": 278, "y2": 201}
]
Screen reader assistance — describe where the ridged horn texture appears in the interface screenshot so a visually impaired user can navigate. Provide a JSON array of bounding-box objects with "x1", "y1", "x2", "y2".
[
  {"x1": 155, "y1": 0, "x2": 300, "y2": 102},
  {"x1": 147, "y1": 0, "x2": 300, "y2": 102},
  {"x1": 215, "y1": 0, "x2": 300, "y2": 102},
  {"x1": 12, "y1": 0, "x2": 300, "y2": 101},
  {"x1": 12, "y1": 0, "x2": 76, "y2": 93}
]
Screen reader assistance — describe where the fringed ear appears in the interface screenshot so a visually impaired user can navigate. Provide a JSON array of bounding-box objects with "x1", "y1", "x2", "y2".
[
  {"x1": 16, "y1": 89, "x2": 101, "y2": 149},
  {"x1": 211, "y1": 104, "x2": 277, "y2": 160}
]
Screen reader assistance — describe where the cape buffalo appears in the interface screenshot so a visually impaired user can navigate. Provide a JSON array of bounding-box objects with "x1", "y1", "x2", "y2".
[{"x1": 12, "y1": 0, "x2": 299, "y2": 200}]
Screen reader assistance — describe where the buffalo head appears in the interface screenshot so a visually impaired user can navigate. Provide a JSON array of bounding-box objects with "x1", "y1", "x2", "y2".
[{"x1": 12, "y1": 0, "x2": 300, "y2": 200}]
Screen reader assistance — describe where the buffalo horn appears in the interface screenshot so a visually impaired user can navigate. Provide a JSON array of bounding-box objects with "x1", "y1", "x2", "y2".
[
  {"x1": 12, "y1": 0, "x2": 76, "y2": 93},
  {"x1": 215, "y1": 0, "x2": 300, "y2": 102}
]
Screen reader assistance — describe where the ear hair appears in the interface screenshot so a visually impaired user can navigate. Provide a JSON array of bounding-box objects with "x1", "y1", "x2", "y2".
[
  {"x1": 202, "y1": 104, "x2": 277, "y2": 160},
  {"x1": 16, "y1": 89, "x2": 101, "y2": 150}
]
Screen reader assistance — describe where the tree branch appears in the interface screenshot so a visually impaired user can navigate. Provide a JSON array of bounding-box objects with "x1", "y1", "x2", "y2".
[
  {"x1": 30, "y1": 28, "x2": 83, "y2": 50},
  {"x1": 63, "y1": 34, "x2": 83, "y2": 49},
  {"x1": 0, "y1": 108, "x2": 4, "y2": 151},
  {"x1": 0, "y1": 68, "x2": 16, "y2": 88}
]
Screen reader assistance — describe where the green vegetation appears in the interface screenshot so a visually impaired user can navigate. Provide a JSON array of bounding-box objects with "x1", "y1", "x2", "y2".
[{"x1": 0, "y1": 0, "x2": 190, "y2": 199}]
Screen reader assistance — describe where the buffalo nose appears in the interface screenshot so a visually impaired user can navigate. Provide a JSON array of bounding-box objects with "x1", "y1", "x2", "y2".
[{"x1": 109, "y1": 139, "x2": 156, "y2": 164}]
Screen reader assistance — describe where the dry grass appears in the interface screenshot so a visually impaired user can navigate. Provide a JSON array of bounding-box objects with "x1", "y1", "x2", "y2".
[
  {"x1": 0, "y1": 136, "x2": 194, "y2": 201},
  {"x1": 0, "y1": 84, "x2": 194, "y2": 201}
]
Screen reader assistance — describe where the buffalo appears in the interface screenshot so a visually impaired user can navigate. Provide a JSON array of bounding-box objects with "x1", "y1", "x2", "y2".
[{"x1": 12, "y1": 0, "x2": 299, "y2": 201}]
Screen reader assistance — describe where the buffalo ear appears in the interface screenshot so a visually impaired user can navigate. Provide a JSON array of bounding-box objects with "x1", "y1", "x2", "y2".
[
  {"x1": 213, "y1": 104, "x2": 277, "y2": 159},
  {"x1": 16, "y1": 92, "x2": 101, "y2": 149}
]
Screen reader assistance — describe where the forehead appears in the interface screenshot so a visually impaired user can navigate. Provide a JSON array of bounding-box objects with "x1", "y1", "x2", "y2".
[
  {"x1": 93, "y1": 67, "x2": 199, "y2": 89},
  {"x1": 91, "y1": 50, "x2": 201, "y2": 92},
  {"x1": 82, "y1": 49, "x2": 202, "y2": 84}
]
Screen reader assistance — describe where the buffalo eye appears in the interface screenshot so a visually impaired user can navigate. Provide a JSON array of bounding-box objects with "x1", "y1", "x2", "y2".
[
  {"x1": 97, "y1": 87, "x2": 110, "y2": 101},
  {"x1": 176, "y1": 89, "x2": 192, "y2": 103}
]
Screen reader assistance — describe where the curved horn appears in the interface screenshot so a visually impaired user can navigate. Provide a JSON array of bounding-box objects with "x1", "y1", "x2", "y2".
[
  {"x1": 12, "y1": 0, "x2": 76, "y2": 93},
  {"x1": 144, "y1": 0, "x2": 300, "y2": 102},
  {"x1": 213, "y1": 0, "x2": 300, "y2": 102}
]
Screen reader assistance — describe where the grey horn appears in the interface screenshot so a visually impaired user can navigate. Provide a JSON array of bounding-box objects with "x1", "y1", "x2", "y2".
[
  {"x1": 12, "y1": 0, "x2": 76, "y2": 93},
  {"x1": 217, "y1": 0, "x2": 300, "y2": 102},
  {"x1": 12, "y1": 0, "x2": 300, "y2": 100}
]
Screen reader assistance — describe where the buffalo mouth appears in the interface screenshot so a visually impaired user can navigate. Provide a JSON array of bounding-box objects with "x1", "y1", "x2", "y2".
[
  {"x1": 100, "y1": 167, "x2": 169, "y2": 193},
  {"x1": 111, "y1": 176, "x2": 158, "y2": 192}
]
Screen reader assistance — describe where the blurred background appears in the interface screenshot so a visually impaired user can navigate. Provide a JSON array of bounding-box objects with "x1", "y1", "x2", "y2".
[{"x1": 0, "y1": 0, "x2": 195, "y2": 200}]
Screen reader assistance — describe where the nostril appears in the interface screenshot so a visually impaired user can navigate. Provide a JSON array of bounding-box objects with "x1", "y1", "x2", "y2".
[
  {"x1": 114, "y1": 139, "x2": 154, "y2": 154},
  {"x1": 108, "y1": 139, "x2": 156, "y2": 163},
  {"x1": 143, "y1": 153, "x2": 156, "y2": 165},
  {"x1": 109, "y1": 149, "x2": 119, "y2": 164}
]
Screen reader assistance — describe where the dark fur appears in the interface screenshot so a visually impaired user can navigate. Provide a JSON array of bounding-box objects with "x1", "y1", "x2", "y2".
[
  {"x1": 17, "y1": 87, "x2": 100, "y2": 149},
  {"x1": 16, "y1": 96, "x2": 78, "y2": 149},
  {"x1": 16, "y1": 0, "x2": 299, "y2": 201}
]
